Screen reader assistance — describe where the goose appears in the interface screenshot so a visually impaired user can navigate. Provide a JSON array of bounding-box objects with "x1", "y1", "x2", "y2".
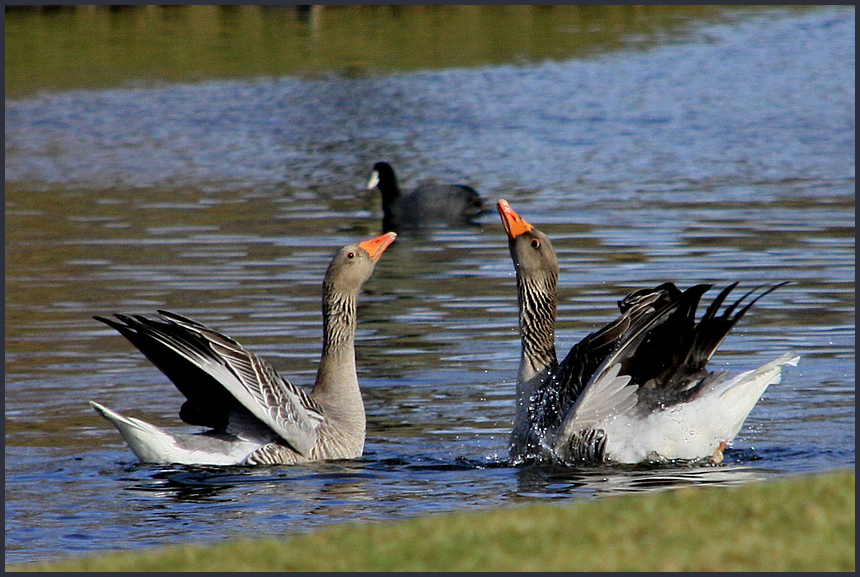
[
  {"x1": 89, "y1": 232, "x2": 397, "y2": 466},
  {"x1": 497, "y1": 199, "x2": 799, "y2": 465},
  {"x1": 367, "y1": 161, "x2": 484, "y2": 232}
]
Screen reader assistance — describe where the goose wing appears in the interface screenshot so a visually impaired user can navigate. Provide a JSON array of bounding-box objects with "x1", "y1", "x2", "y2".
[
  {"x1": 558, "y1": 282, "x2": 788, "y2": 440},
  {"x1": 530, "y1": 282, "x2": 684, "y2": 435},
  {"x1": 94, "y1": 311, "x2": 325, "y2": 457}
]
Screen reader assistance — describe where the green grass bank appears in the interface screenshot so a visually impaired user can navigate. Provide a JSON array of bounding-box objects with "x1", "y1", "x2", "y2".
[{"x1": 10, "y1": 469, "x2": 854, "y2": 572}]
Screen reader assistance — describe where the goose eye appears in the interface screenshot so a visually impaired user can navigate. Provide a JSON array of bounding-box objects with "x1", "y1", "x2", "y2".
[
  {"x1": 347, "y1": 251, "x2": 356, "y2": 259},
  {"x1": 531, "y1": 239, "x2": 541, "y2": 249}
]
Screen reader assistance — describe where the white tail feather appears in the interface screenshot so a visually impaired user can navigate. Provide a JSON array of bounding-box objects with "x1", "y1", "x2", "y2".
[{"x1": 89, "y1": 401, "x2": 258, "y2": 465}]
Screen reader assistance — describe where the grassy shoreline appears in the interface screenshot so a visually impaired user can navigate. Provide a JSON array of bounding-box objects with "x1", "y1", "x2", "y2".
[{"x1": 10, "y1": 469, "x2": 854, "y2": 572}]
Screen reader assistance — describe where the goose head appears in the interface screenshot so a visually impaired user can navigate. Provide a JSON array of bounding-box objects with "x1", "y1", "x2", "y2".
[
  {"x1": 324, "y1": 232, "x2": 397, "y2": 294},
  {"x1": 497, "y1": 199, "x2": 558, "y2": 284}
]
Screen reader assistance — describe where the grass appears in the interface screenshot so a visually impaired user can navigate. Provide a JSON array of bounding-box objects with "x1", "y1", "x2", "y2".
[{"x1": 9, "y1": 470, "x2": 854, "y2": 572}]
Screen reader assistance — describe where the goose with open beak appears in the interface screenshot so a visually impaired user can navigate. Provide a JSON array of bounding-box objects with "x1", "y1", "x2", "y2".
[
  {"x1": 90, "y1": 232, "x2": 397, "y2": 466},
  {"x1": 497, "y1": 199, "x2": 799, "y2": 465}
]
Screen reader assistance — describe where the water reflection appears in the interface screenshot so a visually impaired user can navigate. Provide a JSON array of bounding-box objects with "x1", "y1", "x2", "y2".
[
  {"x1": 117, "y1": 450, "x2": 778, "y2": 513},
  {"x1": 514, "y1": 462, "x2": 774, "y2": 500},
  {"x1": 5, "y1": 5, "x2": 794, "y2": 99},
  {"x1": 132, "y1": 464, "x2": 378, "y2": 512}
]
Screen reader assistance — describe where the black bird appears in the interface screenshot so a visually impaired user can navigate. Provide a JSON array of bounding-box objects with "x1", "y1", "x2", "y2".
[{"x1": 367, "y1": 161, "x2": 484, "y2": 232}]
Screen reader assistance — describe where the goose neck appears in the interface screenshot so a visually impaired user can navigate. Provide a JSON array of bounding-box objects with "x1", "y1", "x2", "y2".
[
  {"x1": 516, "y1": 272, "x2": 558, "y2": 385},
  {"x1": 313, "y1": 282, "x2": 360, "y2": 404}
]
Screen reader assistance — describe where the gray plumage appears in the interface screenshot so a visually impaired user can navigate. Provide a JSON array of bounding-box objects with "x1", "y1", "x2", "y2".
[
  {"x1": 90, "y1": 232, "x2": 397, "y2": 466},
  {"x1": 497, "y1": 199, "x2": 799, "y2": 465}
]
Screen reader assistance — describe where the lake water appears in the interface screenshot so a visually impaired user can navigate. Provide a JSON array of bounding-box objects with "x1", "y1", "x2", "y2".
[{"x1": 5, "y1": 5, "x2": 854, "y2": 566}]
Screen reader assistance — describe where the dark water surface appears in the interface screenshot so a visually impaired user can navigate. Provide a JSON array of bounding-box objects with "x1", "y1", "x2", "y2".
[{"x1": 5, "y1": 6, "x2": 855, "y2": 565}]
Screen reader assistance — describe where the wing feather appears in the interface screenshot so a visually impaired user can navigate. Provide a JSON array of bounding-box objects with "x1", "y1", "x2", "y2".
[
  {"x1": 557, "y1": 282, "x2": 790, "y2": 443},
  {"x1": 97, "y1": 311, "x2": 324, "y2": 457}
]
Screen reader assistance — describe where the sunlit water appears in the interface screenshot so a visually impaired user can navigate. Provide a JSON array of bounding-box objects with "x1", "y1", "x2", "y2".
[{"x1": 5, "y1": 6, "x2": 854, "y2": 565}]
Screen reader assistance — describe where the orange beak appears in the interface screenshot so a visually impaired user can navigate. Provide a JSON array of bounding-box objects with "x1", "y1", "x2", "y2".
[
  {"x1": 497, "y1": 199, "x2": 533, "y2": 239},
  {"x1": 358, "y1": 232, "x2": 397, "y2": 261}
]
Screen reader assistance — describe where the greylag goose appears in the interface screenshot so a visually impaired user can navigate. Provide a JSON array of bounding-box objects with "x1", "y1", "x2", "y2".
[
  {"x1": 367, "y1": 161, "x2": 484, "y2": 232},
  {"x1": 90, "y1": 232, "x2": 397, "y2": 466},
  {"x1": 497, "y1": 199, "x2": 799, "y2": 465}
]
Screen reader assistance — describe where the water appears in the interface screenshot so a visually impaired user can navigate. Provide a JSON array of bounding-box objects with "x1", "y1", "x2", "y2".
[{"x1": 5, "y1": 6, "x2": 855, "y2": 566}]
